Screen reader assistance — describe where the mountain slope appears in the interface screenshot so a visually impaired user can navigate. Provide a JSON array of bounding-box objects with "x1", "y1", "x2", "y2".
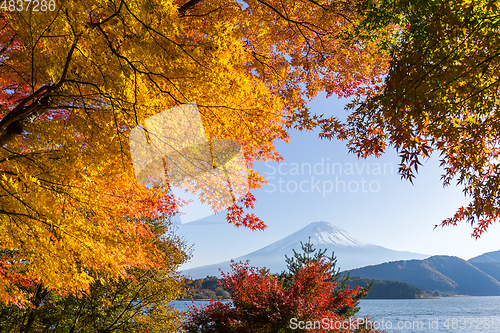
[
  {"x1": 346, "y1": 255, "x2": 500, "y2": 296},
  {"x1": 469, "y1": 261, "x2": 500, "y2": 282},
  {"x1": 347, "y1": 276, "x2": 423, "y2": 299},
  {"x1": 183, "y1": 221, "x2": 429, "y2": 278},
  {"x1": 469, "y1": 250, "x2": 500, "y2": 262}
]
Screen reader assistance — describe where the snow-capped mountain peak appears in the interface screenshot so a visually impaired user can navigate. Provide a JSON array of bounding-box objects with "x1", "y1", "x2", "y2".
[{"x1": 296, "y1": 221, "x2": 372, "y2": 247}]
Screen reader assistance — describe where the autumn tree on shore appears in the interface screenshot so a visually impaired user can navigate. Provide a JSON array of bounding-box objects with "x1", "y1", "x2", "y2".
[
  {"x1": 183, "y1": 241, "x2": 377, "y2": 333},
  {"x1": 0, "y1": 217, "x2": 189, "y2": 332}
]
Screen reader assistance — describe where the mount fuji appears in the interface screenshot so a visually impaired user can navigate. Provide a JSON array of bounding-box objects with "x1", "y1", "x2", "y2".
[{"x1": 182, "y1": 221, "x2": 429, "y2": 278}]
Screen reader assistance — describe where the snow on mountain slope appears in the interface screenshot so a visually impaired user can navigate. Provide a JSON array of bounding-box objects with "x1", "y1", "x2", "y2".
[
  {"x1": 182, "y1": 221, "x2": 429, "y2": 278},
  {"x1": 257, "y1": 221, "x2": 371, "y2": 251}
]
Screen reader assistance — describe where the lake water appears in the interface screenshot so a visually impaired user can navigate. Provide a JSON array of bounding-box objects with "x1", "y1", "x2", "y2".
[{"x1": 172, "y1": 296, "x2": 500, "y2": 332}]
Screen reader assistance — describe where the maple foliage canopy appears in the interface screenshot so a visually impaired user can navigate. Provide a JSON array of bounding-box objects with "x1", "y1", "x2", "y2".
[
  {"x1": 0, "y1": 1, "x2": 387, "y2": 304},
  {"x1": 339, "y1": 0, "x2": 500, "y2": 237}
]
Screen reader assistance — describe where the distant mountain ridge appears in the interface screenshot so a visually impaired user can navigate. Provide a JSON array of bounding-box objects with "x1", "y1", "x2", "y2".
[
  {"x1": 183, "y1": 221, "x2": 429, "y2": 278},
  {"x1": 469, "y1": 249, "x2": 500, "y2": 262},
  {"x1": 345, "y1": 255, "x2": 500, "y2": 296}
]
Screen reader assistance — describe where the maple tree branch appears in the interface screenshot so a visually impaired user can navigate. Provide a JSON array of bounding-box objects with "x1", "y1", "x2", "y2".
[
  {"x1": 456, "y1": 78, "x2": 500, "y2": 106},
  {"x1": 180, "y1": 6, "x2": 221, "y2": 17},
  {"x1": 21, "y1": 283, "x2": 48, "y2": 333},
  {"x1": 0, "y1": 36, "x2": 79, "y2": 147},
  {"x1": 0, "y1": 209, "x2": 43, "y2": 221},
  {"x1": 404, "y1": 17, "x2": 485, "y2": 96},
  {"x1": 179, "y1": 0, "x2": 203, "y2": 14},
  {"x1": 256, "y1": 0, "x2": 326, "y2": 33},
  {"x1": 0, "y1": 86, "x2": 48, "y2": 147},
  {"x1": 122, "y1": 1, "x2": 203, "y2": 67},
  {"x1": 54, "y1": 37, "x2": 80, "y2": 92},
  {"x1": 0, "y1": 149, "x2": 61, "y2": 164},
  {"x1": 246, "y1": 49, "x2": 283, "y2": 79},
  {"x1": 94, "y1": 19, "x2": 183, "y2": 105},
  {"x1": 0, "y1": 33, "x2": 17, "y2": 56},
  {"x1": 101, "y1": 272, "x2": 151, "y2": 332},
  {"x1": 88, "y1": 0, "x2": 125, "y2": 27},
  {"x1": 304, "y1": 0, "x2": 354, "y2": 25}
]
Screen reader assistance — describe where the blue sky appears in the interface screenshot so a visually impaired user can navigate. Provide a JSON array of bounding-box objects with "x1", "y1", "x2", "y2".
[{"x1": 177, "y1": 93, "x2": 500, "y2": 271}]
